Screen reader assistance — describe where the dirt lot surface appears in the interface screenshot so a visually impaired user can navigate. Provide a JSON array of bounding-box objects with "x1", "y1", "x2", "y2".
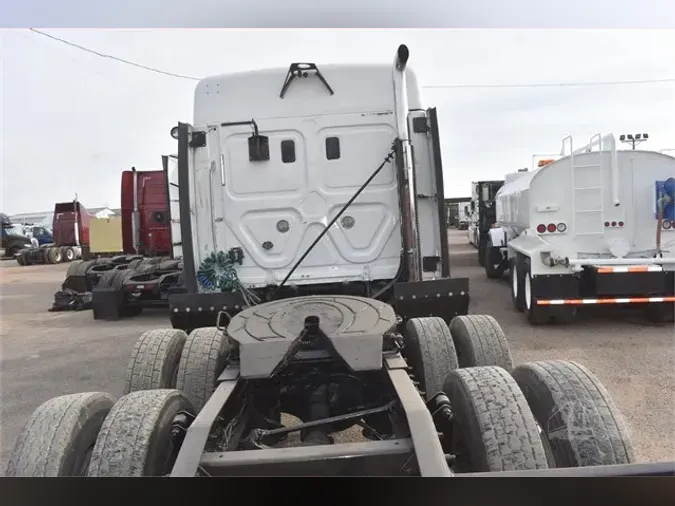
[{"x1": 1, "y1": 230, "x2": 673, "y2": 473}]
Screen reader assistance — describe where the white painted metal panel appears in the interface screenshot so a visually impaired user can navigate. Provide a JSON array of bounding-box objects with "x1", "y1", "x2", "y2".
[{"x1": 191, "y1": 113, "x2": 403, "y2": 287}]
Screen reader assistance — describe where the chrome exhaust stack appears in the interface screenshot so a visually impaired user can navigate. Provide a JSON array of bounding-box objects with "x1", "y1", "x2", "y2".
[{"x1": 393, "y1": 44, "x2": 421, "y2": 281}]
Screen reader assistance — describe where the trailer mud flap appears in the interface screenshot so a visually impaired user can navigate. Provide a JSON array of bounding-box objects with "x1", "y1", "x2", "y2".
[{"x1": 392, "y1": 278, "x2": 470, "y2": 323}]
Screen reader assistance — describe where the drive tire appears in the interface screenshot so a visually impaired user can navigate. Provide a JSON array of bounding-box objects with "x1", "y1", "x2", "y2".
[
  {"x1": 87, "y1": 390, "x2": 194, "y2": 477},
  {"x1": 63, "y1": 246, "x2": 76, "y2": 262},
  {"x1": 176, "y1": 327, "x2": 232, "y2": 412},
  {"x1": 50, "y1": 247, "x2": 64, "y2": 264},
  {"x1": 449, "y1": 315, "x2": 514, "y2": 371},
  {"x1": 124, "y1": 329, "x2": 189, "y2": 394},
  {"x1": 442, "y1": 366, "x2": 549, "y2": 472},
  {"x1": 511, "y1": 360, "x2": 635, "y2": 468},
  {"x1": 404, "y1": 317, "x2": 459, "y2": 400},
  {"x1": 6, "y1": 392, "x2": 115, "y2": 477}
]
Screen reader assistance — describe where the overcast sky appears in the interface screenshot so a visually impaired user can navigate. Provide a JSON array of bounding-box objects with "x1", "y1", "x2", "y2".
[{"x1": 1, "y1": 28, "x2": 674, "y2": 214}]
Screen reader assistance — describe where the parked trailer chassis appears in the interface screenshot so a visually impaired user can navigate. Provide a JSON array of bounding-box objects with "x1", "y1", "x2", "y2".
[
  {"x1": 56, "y1": 255, "x2": 183, "y2": 318},
  {"x1": 484, "y1": 242, "x2": 675, "y2": 325}
]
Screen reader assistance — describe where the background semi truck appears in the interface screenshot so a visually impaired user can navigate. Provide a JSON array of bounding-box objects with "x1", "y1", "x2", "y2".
[
  {"x1": 485, "y1": 133, "x2": 675, "y2": 325},
  {"x1": 457, "y1": 202, "x2": 471, "y2": 230},
  {"x1": 467, "y1": 179, "x2": 504, "y2": 266},
  {"x1": 61, "y1": 166, "x2": 181, "y2": 317},
  {"x1": 17, "y1": 201, "x2": 91, "y2": 265},
  {"x1": 1, "y1": 213, "x2": 33, "y2": 259}
]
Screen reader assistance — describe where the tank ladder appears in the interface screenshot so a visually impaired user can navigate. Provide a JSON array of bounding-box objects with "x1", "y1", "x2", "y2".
[{"x1": 561, "y1": 134, "x2": 607, "y2": 238}]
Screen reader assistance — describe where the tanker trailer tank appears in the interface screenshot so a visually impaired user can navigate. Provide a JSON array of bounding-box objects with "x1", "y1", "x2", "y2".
[{"x1": 484, "y1": 133, "x2": 675, "y2": 326}]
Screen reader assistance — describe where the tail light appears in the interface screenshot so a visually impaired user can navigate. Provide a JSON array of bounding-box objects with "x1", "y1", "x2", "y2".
[
  {"x1": 536, "y1": 224, "x2": 546, "y2": 233},
  {"x1": 557, "y1": 223, "x2": 567, "y2": 233},
  {"x1": 618, "y1": 221, "x2": 624, "y2": 227},
  {"x1": 546, "y1": 223, "x2": 557, "y2": 233}
]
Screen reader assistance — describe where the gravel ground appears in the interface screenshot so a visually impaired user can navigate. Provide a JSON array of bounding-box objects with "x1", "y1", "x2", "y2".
[{"x1": 0, "y1": 231, "x2": 673, "y2": 473}]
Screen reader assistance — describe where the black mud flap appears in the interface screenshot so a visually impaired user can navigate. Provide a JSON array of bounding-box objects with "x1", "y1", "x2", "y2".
[
  {"x1": 392, "y1": 278, "x2": 470, "y2": 324},
  {"x1": 168, "y1": 292, "x2": 247, "y2": 331},
  {"x1": 91, "y1": 287, "x2": 123, "y2": 320}
]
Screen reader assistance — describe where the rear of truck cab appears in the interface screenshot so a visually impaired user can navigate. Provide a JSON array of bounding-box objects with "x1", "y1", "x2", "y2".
[{"x1": 168, "y1": 49, "x2": 469, "y2": 328}]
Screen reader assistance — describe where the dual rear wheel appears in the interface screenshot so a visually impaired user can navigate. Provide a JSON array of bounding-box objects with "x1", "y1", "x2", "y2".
[
  {"x1": 509, "y1": 253, "x2": 576, "y2": 325},
  {"x1": 403, "y1": 315, "x2": 634, "y2": 473},
  {"x1": 7, "y1": 315, "x2": 634, "y2": 476}
]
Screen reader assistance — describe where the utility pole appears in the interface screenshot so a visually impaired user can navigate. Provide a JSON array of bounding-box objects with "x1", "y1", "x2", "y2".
[{"x1": 619, "y1": 133, "x2": 649, "y2": 150}]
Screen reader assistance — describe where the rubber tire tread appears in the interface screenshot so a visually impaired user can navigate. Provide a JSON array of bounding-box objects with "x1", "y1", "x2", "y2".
[
  {"x1": 63, "y1": 246, "x2": 75, "y2": 262},
  {"x1": 87, "y1": 389, "x2": 194, "y2": 477},
  {"x1": 443, "y1": 366, "x2": 549, "y2": 472},
  {"x1": 405, "y1": 317, "x2": 459, "y2": 400},
  {"x1": 6, "y1": 392, "x2": 116, "y2": 476},
  {"x1": 176, "y1": 327, "x2": 232, "y2": 412},
  {"x1": 124, "y1": 329, "x2": 188, "y2": 394},
  {"x1": 484, "y1": 237, "x2": 502, "y2": 279},
  {"x1": 511, "y1": 360, "x2": 635, "y2": 467},
  {"x1": 449, "y1": 315, "x2": 514, "y2": 370},
  {"x1": 510, "y1": 257, "x2": 525, "y2": 312},
  {"x1": 50, "y1": 247, "x2": 63, "y2": 264}
]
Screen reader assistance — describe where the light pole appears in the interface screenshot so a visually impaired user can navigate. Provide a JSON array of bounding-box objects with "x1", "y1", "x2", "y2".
[{"x1": 619, "y1": 133, "x2": 649, "y2": 150}]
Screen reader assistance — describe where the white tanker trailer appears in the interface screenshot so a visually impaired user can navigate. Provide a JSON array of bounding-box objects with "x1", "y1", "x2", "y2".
[{"x1": 484, "y1": 133, "x2": 675, "y2": 326}]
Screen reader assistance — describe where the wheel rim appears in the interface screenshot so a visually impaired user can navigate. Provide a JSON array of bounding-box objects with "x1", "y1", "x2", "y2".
[
  {"x1": 524, "y1": 272, "x2": 532, "y2": 310},
  {"x1": 512, "y1": 264, "x2": 518, "y2": 298},
  {"x1": 67, "y1": 249, "x2": 74, "y2": 260}
]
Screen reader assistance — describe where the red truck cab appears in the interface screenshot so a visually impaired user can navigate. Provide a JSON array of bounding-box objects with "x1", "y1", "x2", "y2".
[{"x1": 120, "y1": 168, "x2": 171, "y2": 257}]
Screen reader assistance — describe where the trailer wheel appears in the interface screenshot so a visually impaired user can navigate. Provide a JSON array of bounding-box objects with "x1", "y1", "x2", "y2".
[
  {"x1": 87, "y1": 390, "x2": 194, "y2": 477},
  {"x1": 50, "y1": 247, "x2": 64, "y2": 264},
  {"x1": 158, "y1": 259, "x2": 181, "y2": 271},
  {"x1": 124, "y1": 329, "x2": 188, "y2": 394},
  {"x1": 511, "y1": 360, "x2": 635, "y2": 468},
  {"x1": 176, "y1": 327, "x2": 232, "y2": 412},
  {"x1": 442, "y1": 366, "x2": 549, "y2": 472},
  {"x1": 510, "y1": 256, "x2": 525, "y2": 312},
  {"x1": 62, "y1": 260, "x2": 98, "y2": 292},
  {"x1": 484, "y1": 237, "x2": 504, "y2": 279},
  {"x1": 404, "y1": 317, "x2": 459, "y2": 400},
  {"x1": 449, "y1": 315, "x2": 514, "y2": 371},
  {"x1": 63, "y1": 247, "x2": 76, "y2": 262},
  {"x1": 523, "y1": 264, "x2": 550, "y2": 326},
  {"x1": 6, "y1": 392, "x2": 115, "y2": 476}
]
